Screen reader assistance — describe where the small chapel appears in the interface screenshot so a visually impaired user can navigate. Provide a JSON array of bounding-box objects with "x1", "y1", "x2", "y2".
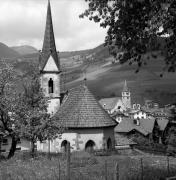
[{"x1": 37, "y1": 0, "x2": 117, "y2": 152}]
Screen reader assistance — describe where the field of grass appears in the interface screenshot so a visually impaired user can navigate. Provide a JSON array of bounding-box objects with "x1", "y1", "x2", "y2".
[{"x1": 1, "y1": 151, "x2": 176, "y2": 180}]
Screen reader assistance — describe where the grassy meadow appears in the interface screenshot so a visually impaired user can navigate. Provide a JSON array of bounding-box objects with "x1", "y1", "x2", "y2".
[{"x1": 1, "y1": 151, "x2": 176, "y2": 180}]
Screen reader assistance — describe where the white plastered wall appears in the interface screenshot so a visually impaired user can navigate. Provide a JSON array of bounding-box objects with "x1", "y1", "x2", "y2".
[{"x1": 37, "y1": 128, "x2": 105, "y2": 152}]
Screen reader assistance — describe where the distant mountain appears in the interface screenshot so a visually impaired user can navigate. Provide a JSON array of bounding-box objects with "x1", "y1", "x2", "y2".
[
  {"x1": 0, "y1": 42, "x2": 20, "y2": 58},
  {"x1": 20, "y1": 43, "x2": 112, "y2": 64},
  {"x1": 59, "y1": 43, "x2": 111, "y2": 60},
  {"x1": 11, "y1": 45, "x2": 38, "y2": 55},
  {"x1": 0, "y1": 40, "x2": 174, "y2": 106}
]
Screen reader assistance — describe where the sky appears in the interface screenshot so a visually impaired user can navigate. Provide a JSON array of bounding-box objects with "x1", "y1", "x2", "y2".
[{"x1": 0, "y1": 0, "x2": 107, "y2": 51}]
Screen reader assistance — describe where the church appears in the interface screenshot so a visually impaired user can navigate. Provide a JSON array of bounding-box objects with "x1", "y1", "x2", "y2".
[
  {"x1": 37, "y1": 1, "x2": 117, "y2": 152},
  {"x1": 99, "y1": 80, "x2": 132, "y2": 115}
]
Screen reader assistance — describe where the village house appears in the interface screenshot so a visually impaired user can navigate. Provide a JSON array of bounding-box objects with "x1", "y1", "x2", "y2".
[
  {"x1": 115, "y1": 115, "x2": 169, "y2": 145},
  {"x1": 111, "y1": 111, "x2": 127, "y2": 123},
  {"x1": 0, "y1": 136, "x2": 30, "y2": 153},
  {"x1": 115, "y1": 117, "x2": 156, "y2": 144},
  {"x1": 128, "y1": 109, "x2": 147, "y2": 120},
  {"x1": 115, "y1": 133, "x2": 136, "y2": 153}
]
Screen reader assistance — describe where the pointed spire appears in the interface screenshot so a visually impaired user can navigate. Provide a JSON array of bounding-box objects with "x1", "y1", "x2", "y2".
[
  {"x1": 40, "y1": 0, "x2": 60, "y2": 71},
  {"x1": 123, "y1": 80, "x2": 129, "y2": 92}
]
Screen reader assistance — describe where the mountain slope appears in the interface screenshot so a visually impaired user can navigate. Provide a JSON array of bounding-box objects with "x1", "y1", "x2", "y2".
[
  {"x1": 11, "y1": 45, "x2": 38, "y2": 55},
  {"x1": 65, "y1": 51, "x2": 176, "y2": 106},
  {"x1": 0, "y1": 42, "x2": 20, "y2": 58},
  {"x1": 0, "y1": 40, "x2": 174, "y2": 106}
]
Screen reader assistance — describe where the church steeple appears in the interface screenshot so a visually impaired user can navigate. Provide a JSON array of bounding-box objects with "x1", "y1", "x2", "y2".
[
  {"x1": 40, "y1": 0, "x2": 61, "y2": 114},
  {"x1": 40, "y1": 0, "x2": 60, "y2": 72},
  {"x1": 122, "y1": 80, "x2": 131, "y2": 109}
]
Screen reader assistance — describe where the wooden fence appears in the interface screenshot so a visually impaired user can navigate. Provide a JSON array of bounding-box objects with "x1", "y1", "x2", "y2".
[{"x1": 46, "y1": 144, "x2": 176, "y2": 180}]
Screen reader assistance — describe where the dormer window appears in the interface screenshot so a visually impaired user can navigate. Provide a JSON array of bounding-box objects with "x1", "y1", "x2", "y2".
[{"x1": 48, "y1": 78, "x2": 54, "y2": 93}]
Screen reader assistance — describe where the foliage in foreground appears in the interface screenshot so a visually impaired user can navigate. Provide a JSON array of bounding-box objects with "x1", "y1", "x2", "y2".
[
  {"x1": 0, "y1": 151, "x2": 176, "y2": 180},
  {"x1": 80, "y1": 1, "x2": 176, "y2": 74},
  {"x1": 0, "y1": 62, "x2": 64, "y2": 158}
]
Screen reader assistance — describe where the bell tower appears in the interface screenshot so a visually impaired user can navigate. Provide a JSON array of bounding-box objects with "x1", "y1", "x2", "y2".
[
  {"x1": 122, "y1": 80, "x2": 131, "y2": 109},
  {"x1": 39, "y1": 0, "x2": 61, "y2": 114}
]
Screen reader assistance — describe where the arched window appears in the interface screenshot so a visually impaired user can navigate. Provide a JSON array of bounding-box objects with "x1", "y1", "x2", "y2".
[
  {"x1": 61, "y1": 140, "x2": 69, "y2": 152},
  {"x1": 107, "y1": 138, "x2": 112, "y2": 150},
  {"x1": 85, "y1": 140, "x2": 95, "y2": 152},
  {"x1": 48, "y1": 78, "x2": 54, "y2": 93}
]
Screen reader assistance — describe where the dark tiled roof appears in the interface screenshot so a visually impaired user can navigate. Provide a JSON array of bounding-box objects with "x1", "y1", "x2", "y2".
[
  {"x1": 40, "y1": 0, "x2": 60, "y2": 71},
  {"x1": 111, "y1": 111, "x2": 126, "y2": 118},
  {"x1": 141, "y1": 107, "x2": 173, "y2": 118},
  {"x1": 54, "y1": 85, "x2": 117, "y2": 128},
  {"x1": 99, "y1": 97, "x2": 121, "y2": 110},
  {"x1": 115, "y1": 117, "x2": 155, "y2": 136}
]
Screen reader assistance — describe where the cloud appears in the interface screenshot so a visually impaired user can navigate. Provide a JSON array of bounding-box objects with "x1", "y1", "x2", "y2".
[{"x1": 0, "y1": 0, "x2": 107, "y2": 51}]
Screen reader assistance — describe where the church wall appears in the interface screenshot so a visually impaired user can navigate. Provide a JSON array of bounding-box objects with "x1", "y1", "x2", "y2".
[
  {"x1": 37, "y1": 128, "x2": 105, "y2": 152},
  {"x1": 41, "y1": 73, "x2": 60, "y2": 98},
  {"x1": 103, "y1": 127, "x2": 115, "y2": 149},
  {"x1": 47, "y1": 98, "x2": 60, "y2": 114},
  {"x1": 74, "y1": 129, "x2": 104, "y2": 150},
  {"x1": 41, "y1": 73, "x2": 60, "y2": 114}
]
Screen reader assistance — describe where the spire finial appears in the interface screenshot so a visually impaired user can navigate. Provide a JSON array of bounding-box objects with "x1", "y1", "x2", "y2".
[{"x1": 123, "y1": 80, "x2": 129, "y2": 92}]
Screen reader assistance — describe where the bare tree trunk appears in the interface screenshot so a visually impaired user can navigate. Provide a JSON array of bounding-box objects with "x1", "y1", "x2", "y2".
[
  {"x1": 31, "y1": 140, "x2": 35, "y2": 158},
  {"x1": 8, "y1": 135, "x2": 17, "y2": 159},
  {"x1": 48, "y1": 139, "x2": 51, "y2": 160},
  {"x1": 0, "y1": 135, "x2": 2, "y2": 157}
]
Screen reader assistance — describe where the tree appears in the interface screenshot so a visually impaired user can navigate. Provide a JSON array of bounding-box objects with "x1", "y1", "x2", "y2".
[
  {"x1": 166, "y1": 126, "x2": 176, "y2": 156},
  {"x1": 80, "y1": 0, "x2": 176, "y2": 73},
  {"x1": 14, "y1": 63, "x2": 64, "y2": 157},
  {"x1": 0, "y1": 61, "x2": 20, "y2": 159}
]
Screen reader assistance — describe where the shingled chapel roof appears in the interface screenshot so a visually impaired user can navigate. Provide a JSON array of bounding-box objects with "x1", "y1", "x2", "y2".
[
  {"x1": 39, "y1": 0, "x2": 60, "y2": 71},
  {"x1": 54, "y1": 85, "x2": 117, "y2": 128}
]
